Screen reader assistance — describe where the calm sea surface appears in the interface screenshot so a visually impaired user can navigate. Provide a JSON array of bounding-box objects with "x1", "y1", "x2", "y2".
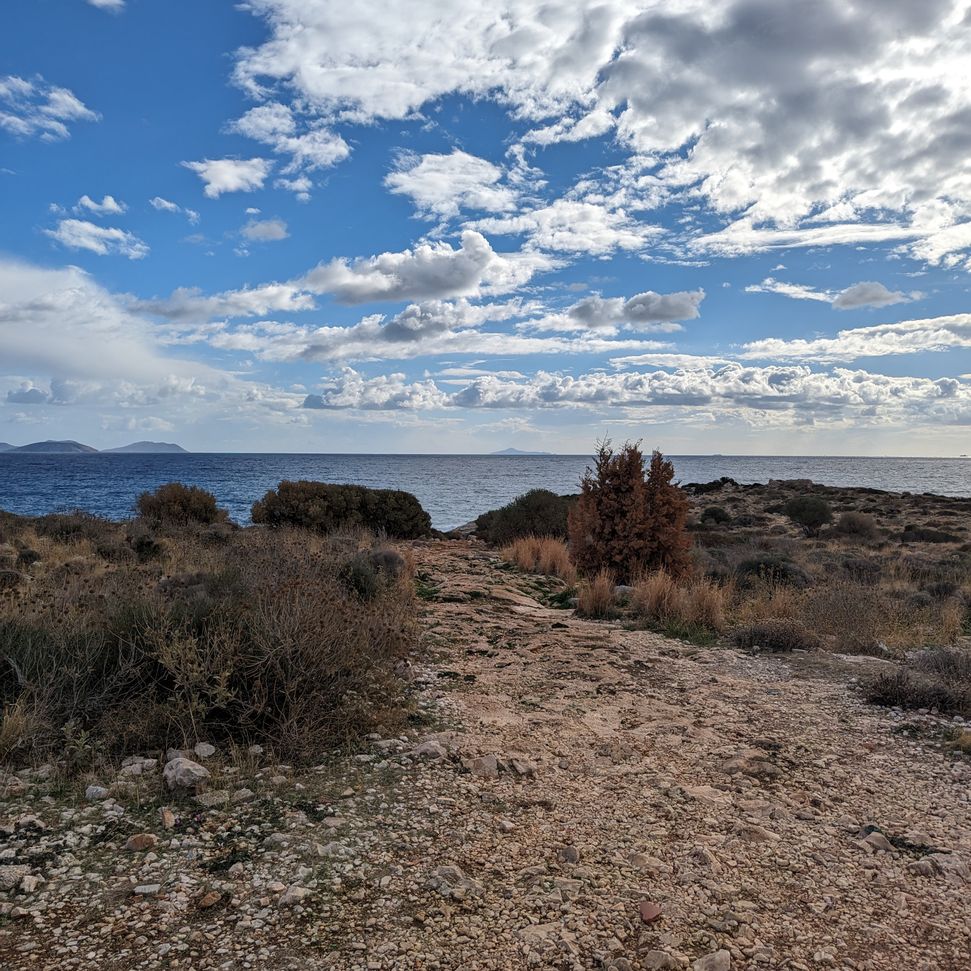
[{"x1": 1, "y1": 453, "x2": 970, "y2": 530}]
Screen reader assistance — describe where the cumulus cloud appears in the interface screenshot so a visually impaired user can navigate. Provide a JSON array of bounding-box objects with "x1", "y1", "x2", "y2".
[
  {"x1": 5, "y1": 384, "x2": 50, "y2": 405},
  {"x1": 527, "y1": 289, "x2": 705, "y2": 333},
  {"x1": 86, "y1": 0, "x2": 125, "y2": 8},
  {"x1": 232, "y1": 0, "x2": 971, "y2": 268},
  {"x1": 136, "y1": 282, "x2": 315, "y2": 323},
  {"x1": 228, "y1": 102, "x2": 349, "y2": 197},
  {"x1": 385, "y1": 150, "x2": 519, "y2": 219},
  {"x1": 44, "y1": 218, "x2": 148, "y2": 259},
  {"x1": 741, "y1": 314, "x2": 971, "y2": 363},
  {"x1": 746, "y1": 277, "x2": 919, "y2": 310},
  {"x1": 297, "y1": 362, "x2": 971, "y2": 428},
  {"x1": 831, "y1": 281, "x2": 916, "y2": 310},
  {"x1": 300, "y1": 230, "x2": 555, "y2": 303},
  {"x1": 470, "y1": 200, "x2": 658, "y2": 255},
  {"x1": 150, "y1": 196, "x2": 199, "y2": 224},
  {"x1": 75, "y1": 193, "x2": 126, "y2": 216},
  {"x1": 181, "y1": 157, "x2": 273, "y2": 198},
  {"x1": 0, "y1": 74, "x2": 99, "y2": 140},
  {"x1": 241, "y1": 217, "x2": 289, "y2": 242}
]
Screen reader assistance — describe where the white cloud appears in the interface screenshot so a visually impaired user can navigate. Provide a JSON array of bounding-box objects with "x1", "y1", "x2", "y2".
[
  {"x1": 232, "y1": 0, "x2": 971, "y2": 268},
  {"x1": 741, "y1": 314, "x2": 971, "y2": 363},
  {"x1": 75, "y1": 193, "x2": 126, "y2": 216},
  {"x1": 298, "y1": 362, "x2": 971, "y2": 428},
  {"x1": 228, "y1": 103, "x2": 349, "y2": 197},
  {"x1": 86, "y1": 0, "x2": 125, "y2": 9},
  {"x1": 137, "y1": 283, "x2": 315, "y2": 323},
  {"x1": 385, "y1": 150, "x2": 519, "y2": 219},
  {"x1": 150, "y1": 196, "x2": 200, "y2": 224},
  {"x1": 44, "y1": 218, "x2": 148, "y2": 259},
  {"x1": 470, "y1": 199, "x2": 658, "y2": 255},
  {"x1": 208, "y1": 298, "x2": 664, "y2": 364},
  {"x1": 832, "y1": 281, "x2": 918, "y2": 310},
  {"x1": 746, "y1": 277, "x2": 919, "y2": 310},
  {"x1": 0, "y1": 74, "x2": 99, "y2": 140},
  {"x1": 300, "y1": 230, "x2": 555, "y2": 303},
  {"x1": 241, "y1": 217, "x2": 289, "y2": 241},
  {"x1": 527, "y1": 289, "x2": 705, "y2": 333},
  {"x1": 182, "y1": 157, "x2": 273, "y2": 198}
]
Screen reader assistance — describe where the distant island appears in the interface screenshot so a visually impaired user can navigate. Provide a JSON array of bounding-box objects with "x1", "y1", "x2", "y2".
[
  {"x1": 104, "y1": 441, "x2": 188, "y2": 454},
  {"x1": 0, "y1": 440, "x2": 188, "y2": 454},
  {"x1": 490, "y1": 447, "x2": 554, "y2": 456}
]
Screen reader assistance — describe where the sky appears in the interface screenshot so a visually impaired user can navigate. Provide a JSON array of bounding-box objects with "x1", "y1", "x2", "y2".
[{"x1": 2, "y1": 0, "x2": 971, "y2": 454}]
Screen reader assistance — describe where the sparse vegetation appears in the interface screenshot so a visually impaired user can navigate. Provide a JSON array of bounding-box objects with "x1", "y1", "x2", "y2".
[
  {"x1": 864, "y1": 648, "x2": 971, "y2": 718},
  {"x1": 700, "y1": 505, "x2": 731, "y2": 525},
  {"x1": 732, "y1": 617, "x2": 820, "y2": 653},
  {"x1": 251, "y1": 480, "x2": 432, "y2": 539},
  {"x1": 575, "y1": 569, "x2": 617, "y2": 619},
  {"x1": 0, "y1": 511, "x2": 417, "y2": 766},
  {"x1": 834, "y1": 511, "x2": 879, "y2": 540},
  {"x1": 630, "y1": 570, "x2": 729, "y2": 634}
]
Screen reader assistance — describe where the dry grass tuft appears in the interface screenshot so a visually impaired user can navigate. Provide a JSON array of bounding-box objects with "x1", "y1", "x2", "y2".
[
  {"x1": 502, "y1": 536, "x2": 576, "y2": 583},
  {"x1": 631, "y1": 571, "x2": 730, "y2": 633},
  {"x1": 576, "y1": 570, "x2": 617, "y2": 618}
]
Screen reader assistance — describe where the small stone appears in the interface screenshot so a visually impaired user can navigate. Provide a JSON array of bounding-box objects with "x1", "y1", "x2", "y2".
[
  {"x1": 644, "y1": 950, "x2": 677, "y2": 969},
  {"x1": 133, "y1": 884, "x2": 161, "y2": 896},
  {"x1": 0, "y1": 866, "x2": 29, "y2": 892},
  {"x1": 693, "y1": 949, "x2": 731, "y2": 971},
  {"x1": 414, "y1": 739, "x2": 448, "y2": 760},
  {"x1": 232, "y1": 788, "x2": 256, "y2": 803},
  {"x1": 159, "y1": 808, "x2": 176, "y2": 829},
  {"x1": 509, "y1": 758, "x2": 537, "y2": 778},
  {"x1": 556, "y1": 845, "x2": 580, "y2": 864},
  {"x1": 194, "y1": 741, "x2": 217, "y2": 759},
  {"x1": 469, "y1": 754, "x2": 499, "y2": 779},
  {"x1": 279, "y1": 884, "x2": 311, "y2": 907},
  {"x1": 198, "y1": 891, "x2": 222, "y2": 909},
  {"x1": 638, "y1": 901, "x2": 663, "y2": 924},
  {"x1": 163, "y1": 757, "x2": 210, "y2": 793},
  {"x1": 124, "y1": 833, "x2": 159, "y2": 852},
  {"x1": 85, "y1": 785, "x2": 109, "y2": 801}
]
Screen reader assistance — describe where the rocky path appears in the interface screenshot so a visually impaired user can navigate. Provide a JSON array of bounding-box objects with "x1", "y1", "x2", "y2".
[{"x1": 2, "y1": 539, "x2": 970, "y2": 970}]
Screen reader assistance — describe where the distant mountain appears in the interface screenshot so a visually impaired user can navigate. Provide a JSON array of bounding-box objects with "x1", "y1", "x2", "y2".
[
  {"x1": 105, "y1": 441, "x2": 189, "y2": 453},
  {"x1": 491, "y1": 447, "x2": 554, "y2": 456},
  {"x1": 11, "y1": 440, "x2": 99, "y2": 454},
  {"x1": 0, "y1": 443, "x2": 13, "y2": 452}
]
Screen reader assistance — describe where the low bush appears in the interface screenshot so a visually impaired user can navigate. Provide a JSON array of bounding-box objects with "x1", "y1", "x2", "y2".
[
  {"x1": 864, "y1": 648, "x2": 971, "y2": 718},
  {"x1": 900, "y1": 525, "x2": 962, "y2": 544},
  {"x1": 0, "y1": 527, "x2": 417, "y2": 765},
  {"x1": 476, "y1": 490, "x2": 573, "y2": 545},
  {"x1": 732, "y1": 618, "x2": 820, "y2": 653},
  {"x1": 701, "y1": 506, "x2": 731, "y2": 525},
  {"x1": 684, "y1": 477, "x2": 738, "y2": 495},
  {"x1": 501, "y1": 536, "x2": 575, "y2": 582},
  {"x1": 252, "y1": 480, "x2": 431, "y2": 539},
  {"x1": 785, "y1": 495, "x2": 833, "y2": 537},
  {"x1": 834, "y1": 511, "x2": 879, "y2": 540},
  {"x1": 137, "y1": 483, "x2": 228, "y2": 527},
  {"x1": 736, "y1": 553, "x2": 811, "y2": 588}
]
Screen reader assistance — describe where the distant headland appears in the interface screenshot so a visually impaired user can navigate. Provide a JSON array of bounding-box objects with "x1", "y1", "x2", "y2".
[{"x1": 0, "y1": 440, "x2": 188, "y2": 454}]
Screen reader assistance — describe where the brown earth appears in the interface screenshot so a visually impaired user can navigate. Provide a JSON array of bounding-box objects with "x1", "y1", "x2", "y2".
[{"x1": 1, "y1": 538, "x2": 970, "y2": 970}]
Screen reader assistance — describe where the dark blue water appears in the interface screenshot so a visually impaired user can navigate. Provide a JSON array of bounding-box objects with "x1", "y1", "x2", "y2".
[{"x1": 1, "y1": 453, "x2": 970, "y2": 530}]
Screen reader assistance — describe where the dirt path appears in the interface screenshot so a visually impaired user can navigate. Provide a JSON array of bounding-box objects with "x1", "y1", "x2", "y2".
[{"x1": 1, "y1": 539, "x2": 969, "y2": 970}]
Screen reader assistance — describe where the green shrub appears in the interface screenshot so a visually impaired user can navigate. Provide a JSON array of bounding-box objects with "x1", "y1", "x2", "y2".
[
  {"x1": 251, "y1": 480, "x2": 431, "y2": 539},
  {"x1": 475, "y1": 489, "x2": 573, "y2": 545},
  {"x1": 784, "y1": 495, "x2": 833, "y2": 537},
  {"x1": 700, "y1": 505, "x2": 731, "y2": 525},
  {"x1": 900, "y1": 525, "x2": 961, "y2": 544},
  {"x1": 137, "y1": 483, "x2": 228, "y2": 527},
  {"x1": 32, "y1": 511, "x2": 116, "y2": 544}
]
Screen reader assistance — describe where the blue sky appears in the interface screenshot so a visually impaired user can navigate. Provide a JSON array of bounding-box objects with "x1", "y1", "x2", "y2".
[{"x1": 2, "y1": 0, "x2": 971, "y2": 454}]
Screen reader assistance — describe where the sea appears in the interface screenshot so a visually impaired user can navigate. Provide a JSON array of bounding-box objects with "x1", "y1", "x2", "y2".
[{"x1": 1, "y1": 453, "x2": 971, "y2": 531}]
